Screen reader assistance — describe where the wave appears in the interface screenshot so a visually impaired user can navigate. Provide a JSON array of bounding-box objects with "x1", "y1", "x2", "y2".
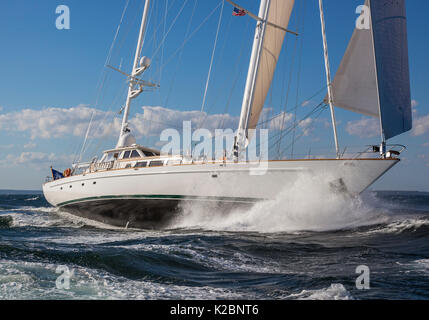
[
  {"x1": 171, "y1": 173, "x2": 390, "y2": 233},
  {"x1": 25, "y1": 197, "x2": 39, "y2": 201},
  {"x1": 287, "y1": 284, "x2": 353, "y2": 300},
  {"x1": 356, "y1": 217, "x2": 429, "y2": 235},
  {"x1": 0, "y1": 259, "x2": 248, "y2": 300}
]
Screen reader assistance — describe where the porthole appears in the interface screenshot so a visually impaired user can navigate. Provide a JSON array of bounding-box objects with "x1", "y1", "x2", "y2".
[
  {"x1": 69, "y1": 185, "x2": 72, "y2": 188},
  {"x1": 82, "y1": 183, "x2": 85, "y2": 186},
  {"x1": 93, "y1": 181, "x2": 97, "y2": 185}
]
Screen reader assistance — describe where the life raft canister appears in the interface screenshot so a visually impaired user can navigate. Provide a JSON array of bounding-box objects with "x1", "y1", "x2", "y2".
[{"x1": 63, "y1": 168, "x2": 72, "y2": 177}]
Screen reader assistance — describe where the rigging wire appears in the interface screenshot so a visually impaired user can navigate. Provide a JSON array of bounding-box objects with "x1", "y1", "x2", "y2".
[
  {"x1": 151, "y1": 0, "x2": 189, "y2": 63},
  {"x1": 290, "y1": 0, "x2": 307, "y2": 159},
  {"x1": 201, "y1": 0, "x2": 225, "y2": 113},
  {"x1": 74, "y1": 0, "x2": 130, "y2": 164},
  {"x1": 163, "y1": 0, "x2": 199, "y2": 107},
  {"x1": 79, "y1": 0, "x2": 145, "y2": 161},
  {"x1": 158, "y1": 2, "x2": 223, "y2": 71}
]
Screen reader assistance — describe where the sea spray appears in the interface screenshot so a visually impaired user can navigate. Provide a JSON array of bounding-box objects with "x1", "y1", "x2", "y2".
[{"x1": 171, "y1": 172, "x2": 389, "y2": 233}]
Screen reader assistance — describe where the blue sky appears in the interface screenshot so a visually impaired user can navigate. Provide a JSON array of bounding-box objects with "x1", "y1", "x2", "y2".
[{"x1": 0, "y1": 0, "x2": 428, "y2": 191}]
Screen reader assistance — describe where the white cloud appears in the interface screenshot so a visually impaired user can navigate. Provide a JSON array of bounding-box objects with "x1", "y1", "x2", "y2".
[
  {"x1": 0, "y1": 105, "x2": 315, "y2": 145},
  {"x1": 346, "y1": 118, "x2": 379, "y2": 138},
  {"x1": 130, "y1": 106, "x2": 239, "y2": 137},
  {"x1": 301, "y1": 100, "x2": 312, "y2": 107},
  {"x1": 412, "y1": 114, "x2": 429, "y2": 136},
  {"x1": 24, "y1": 142, "x2": 37, "y2": 149},
  {"x1": 298, "y1": 118, "x2": 314, "y2": 136},
  {"x1": 0, "y1": 152, "x2": 72, "y2": 168},
  {"x1": 0, "y1": 104, "x2": 114, "y2": 140},
  {"x1": 0, "y1": 105, "x2": 241, "y2": 140},
  {"x1": 265, "y1": 112, "x2": 293, "y2": 130}
]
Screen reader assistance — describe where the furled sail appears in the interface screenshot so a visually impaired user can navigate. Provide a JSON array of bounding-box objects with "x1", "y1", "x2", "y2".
[
  {"x1": 247, "y1": 0, "x2": 295, "y2": 131},
  {"x1": 329, "y1": 0, "x2": 412, "y2": 140}
]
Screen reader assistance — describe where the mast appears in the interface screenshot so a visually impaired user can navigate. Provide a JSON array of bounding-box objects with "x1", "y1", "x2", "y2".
[
  {"x1": 233, "y1": 0, "x2": 271, "y2": 160},
  {"x1": 318, "y1": 0, "x2": 340, "y2": 159},
  {"x1": 118, "y1": 0, "x2": 151, "y2": 145},
  {"x1": 368, "y1": 0, "x2": 386, "y2": 157}
]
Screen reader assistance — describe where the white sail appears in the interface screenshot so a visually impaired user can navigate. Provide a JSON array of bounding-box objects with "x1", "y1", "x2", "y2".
[
  {"x1": 329, "y1": 0, "x2": 412, "y2": 140},
  {"x1": 328, "y1": 1, "x2": 379, "y2": 117},
  {"x1": 248, "y1": 0, "x2": 295, "y2": 131}
]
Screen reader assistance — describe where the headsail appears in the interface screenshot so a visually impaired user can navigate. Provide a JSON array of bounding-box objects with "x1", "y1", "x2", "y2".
[
  {"x1": 370, "y1": 0, "x2": 412, "y2": 140},
  {"x1": 247, "y1": 0, "x2": 295, "y2": 132},
  {"x1": 329, "y1": 0, "x2": 411, "y2": 140}
]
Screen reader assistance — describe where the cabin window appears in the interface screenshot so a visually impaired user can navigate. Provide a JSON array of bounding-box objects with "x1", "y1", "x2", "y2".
[
  {"x1": 143, "y1": 151, "x2": 153, "y2": 157},
  {"x1": 123, "y1": 151, "x2": 131, "y2": 159},
  {"x1": 135, "y1": 161, "x2": 147, "y2": 168},
  {"x1": 125, "y1": 164, "x2": 132, "y2": 169},
  {"x1": 149, "y1": 161, "x2": 164, "y2": 167},
  {"x1": 130, "y1": 150, "x2": 140, "y2": 158}
]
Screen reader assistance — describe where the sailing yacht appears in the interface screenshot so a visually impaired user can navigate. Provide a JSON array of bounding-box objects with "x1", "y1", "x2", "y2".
[{"x1": 43, "y1": 0, "x2": 412, "y2": 229}]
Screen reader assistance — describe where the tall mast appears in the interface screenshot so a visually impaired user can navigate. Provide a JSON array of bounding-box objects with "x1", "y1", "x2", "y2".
[
  {"x1": 233, "y1": 0, "x2": 271, "y2": 160},
  {"x1": 118, "y1": 0, "x2": 151, "y2": 144},
  {"x1": 319, "y1": 0, "x2": 340, "y2": 159}
]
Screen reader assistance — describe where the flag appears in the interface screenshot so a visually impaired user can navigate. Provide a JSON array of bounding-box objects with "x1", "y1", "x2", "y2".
[
  {"x1": 51, "y1": 167, "x2": 64, "y2": 180},
  {"x1": 232, "y1": 7, "x2": 246, "y2": 16}
]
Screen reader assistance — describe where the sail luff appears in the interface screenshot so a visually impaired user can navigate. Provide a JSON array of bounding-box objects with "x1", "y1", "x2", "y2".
[
  {"x1": 234, "y1": 0, "x2": 271, "y2": 156},
  {"x1": 247, "y1": 0, "x2": 295, "y2": 133},
  {"x1": 235, "y1": 0, "x2": 295, "y2": 156}
]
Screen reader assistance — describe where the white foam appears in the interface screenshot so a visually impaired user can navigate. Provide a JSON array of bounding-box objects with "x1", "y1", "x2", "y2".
[
  {"x1": 287, "y1": 284, "x2": 353, "y2": 300},
  {"x1": 359, "y1": 218, "x2": 429, "y2": 235},
  {"x1": 25, "y1": 197, "x2": 40, "y2": 201},
  {"x1": 171, "y1": 173, "x2": 388, "y2": 233},
  {"x1": 0, "y1": 260, "x2": 248, "y2": 300}
]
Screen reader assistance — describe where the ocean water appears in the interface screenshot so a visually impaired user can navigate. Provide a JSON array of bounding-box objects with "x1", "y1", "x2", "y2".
[{"x1": 0, "y1": 189, "x2": 429, "y2": 300}]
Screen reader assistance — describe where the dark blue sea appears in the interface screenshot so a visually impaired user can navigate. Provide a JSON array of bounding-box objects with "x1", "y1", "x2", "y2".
[{"x1": 0, "y1": 189, "x2": 428, "y2": 300}]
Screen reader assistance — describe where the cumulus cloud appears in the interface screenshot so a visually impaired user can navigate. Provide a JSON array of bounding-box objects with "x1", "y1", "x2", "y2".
[
  {"x1": 24, "y1": 142, "x2": 37, "y2": 149},
  {"x1": 130, "y1": 106, "x2": 239, "y2": 136},
  {"x1": 0, "y1": 105, "x2": 315, "y2": 145},
  {"x1": 0, "y1": 105, "x2": 241, "y2": 140},
  {"x1": 0, "y1": 152, "x2": 72, "y2": 168},
  {"x1": 346, "y1": 118, "x2": 379, "y2": 138},
  {"x1": 0, "y1": 105, "x2": 115, "y2": 140},
  {"x1": 412, "y1": 114, "x2": 429, "y2": 136},
  {"x1": 298, "y1": 118, "x2": 314, "y2": 136},
  {"x1": 264, "y1": 112, "x2": 294, "y2": 131}
]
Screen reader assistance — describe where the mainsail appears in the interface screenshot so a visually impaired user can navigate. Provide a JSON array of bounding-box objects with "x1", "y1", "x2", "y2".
[
  {"x1": 330, "y1": 0, "x2": 412, "y2": 140},
  {"x1": 247, "y1": 0, "x2": 295, "y2": 131},
  {"x1": 235, "y1": 0, "x2": 295, "y2": 152}
]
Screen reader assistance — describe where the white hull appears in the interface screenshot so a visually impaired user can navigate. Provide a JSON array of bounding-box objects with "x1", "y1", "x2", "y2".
[{"x1": 43, "y1": 158, "x2": 398, "y2": 228}]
